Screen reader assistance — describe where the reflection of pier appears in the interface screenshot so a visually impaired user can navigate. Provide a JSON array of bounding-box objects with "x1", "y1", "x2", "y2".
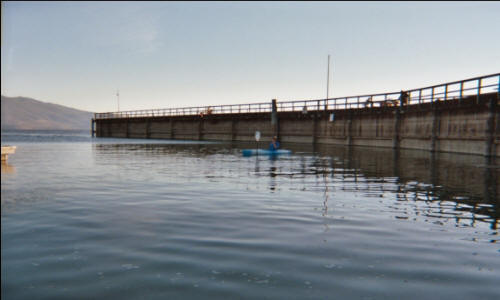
[
  {"x1": 248, "y1": 142, "x2": 498, "y2": 229},
  {"x1": 91, "y1": 142, "x2": 499, "y2": 229},
  {"x1": 312, "y1": 144, "x2": 499, "y2": 230}
]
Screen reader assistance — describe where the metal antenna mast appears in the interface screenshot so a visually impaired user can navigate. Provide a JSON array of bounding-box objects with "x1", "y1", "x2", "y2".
[
  {"x1": 116, "y1": 90, "x2": 120, "y2": 112},
  {"x1": 326, "y1": 54, "x2": 331, "y2": 100}
]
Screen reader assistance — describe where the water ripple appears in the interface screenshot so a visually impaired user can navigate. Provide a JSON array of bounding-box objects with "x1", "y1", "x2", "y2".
[{"x1": 2, "y1": 136, "x2": 499, "y2": 299}]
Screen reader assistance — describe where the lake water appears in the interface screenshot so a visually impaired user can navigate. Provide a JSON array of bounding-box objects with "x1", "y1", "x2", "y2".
[{"x1": 1, "y1": 130, "x2": 499, "y2": 299}]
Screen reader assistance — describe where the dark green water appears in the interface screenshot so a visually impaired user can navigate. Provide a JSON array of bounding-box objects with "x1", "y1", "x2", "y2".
[{"x1": 1, "y1": 130, "x2": 499, "y2": 299}]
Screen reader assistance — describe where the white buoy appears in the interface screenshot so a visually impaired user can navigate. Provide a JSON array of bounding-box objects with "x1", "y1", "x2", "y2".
[{"x1": 255, "y1": 131, "x2": 261, "y2": 142}]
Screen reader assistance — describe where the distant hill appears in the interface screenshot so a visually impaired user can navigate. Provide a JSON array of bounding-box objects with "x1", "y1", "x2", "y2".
[{"x1": 1, "y1": 95, "x2": 94, "y2": 130}]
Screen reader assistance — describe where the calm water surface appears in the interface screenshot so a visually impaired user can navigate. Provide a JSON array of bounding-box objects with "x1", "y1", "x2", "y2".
[{"x1": 1, "y1": 130, "x2": 499, "y2": 299}]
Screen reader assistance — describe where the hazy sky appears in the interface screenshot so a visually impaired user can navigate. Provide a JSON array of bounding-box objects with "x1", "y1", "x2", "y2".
[{"x1": 2, "y1": 1, "x2": 499, "y2": 113}]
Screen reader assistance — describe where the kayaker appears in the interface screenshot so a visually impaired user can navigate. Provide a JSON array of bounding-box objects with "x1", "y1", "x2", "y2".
[{"x1": 269, "y1": 136, "x2": 280, "y2": 151}]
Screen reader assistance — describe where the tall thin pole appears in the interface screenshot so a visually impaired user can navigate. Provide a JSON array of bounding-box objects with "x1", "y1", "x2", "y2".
[
  {"x1": 117, "y1": 89, "x2": 120, "y2": 112},
  {"x1": 330, "y1": 54, "x2": 333, "y2": 98},
  {"x1": 326, "y1": 54, "x2": 330, "y2": 100}
]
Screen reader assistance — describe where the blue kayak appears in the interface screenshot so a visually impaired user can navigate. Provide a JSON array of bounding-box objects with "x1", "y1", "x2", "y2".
[{"x1": 242, "y1": 149, "x2": 292, "y2": 156}]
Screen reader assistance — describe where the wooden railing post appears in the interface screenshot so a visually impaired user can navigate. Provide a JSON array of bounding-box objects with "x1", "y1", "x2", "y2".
[
  {"x1": 460, "y1": 81, "x2": 464, "y2": 101},
  {"x1": 91, "y1": 119, "x2": 95, "y2": 137},
  {"x1": 477, "y1": 78, "x2": 482, "y2": 104},
  {"x1": 271, "y1": 99, "x2": 279, "y2": 138}
]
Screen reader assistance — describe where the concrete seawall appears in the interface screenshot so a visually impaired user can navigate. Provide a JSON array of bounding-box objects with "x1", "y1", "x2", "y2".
[{"x1": 94, "y1": 93, "x2": 499, "y2": 157}]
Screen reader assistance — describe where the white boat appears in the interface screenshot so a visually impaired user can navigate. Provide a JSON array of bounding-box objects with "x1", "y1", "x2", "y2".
[{"x1": 1, "y1": 146, "x2": 17, "y2": 162}]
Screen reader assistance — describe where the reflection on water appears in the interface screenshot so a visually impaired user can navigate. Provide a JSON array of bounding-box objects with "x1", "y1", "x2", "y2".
[
  {"x1": 91, "y1": 142, "x2": 499, "y2": 230},
  {"x1": 2, "y1": 135, "x2": 499, "y2": 300},
  {"x1": 1, "y1": 162, "x2": 16, "y2": 174},
  {"x1": 310, "y1": 145, "x2": 499, "y2": 230}
]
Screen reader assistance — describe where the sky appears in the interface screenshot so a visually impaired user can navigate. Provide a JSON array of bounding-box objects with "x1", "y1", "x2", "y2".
[{"x1": 1, "y1": 1, "x2": 500, "y2": 113}]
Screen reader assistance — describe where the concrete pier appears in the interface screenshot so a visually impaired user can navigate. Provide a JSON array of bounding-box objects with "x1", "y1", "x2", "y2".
[{"x1": 93, "y1": 74, "x2": 500, "y2": 157}]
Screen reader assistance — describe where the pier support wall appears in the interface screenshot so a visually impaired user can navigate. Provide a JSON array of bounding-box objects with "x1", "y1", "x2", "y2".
[{"x1": 95, "y1": 93, "x2": 499, "y2": 157}]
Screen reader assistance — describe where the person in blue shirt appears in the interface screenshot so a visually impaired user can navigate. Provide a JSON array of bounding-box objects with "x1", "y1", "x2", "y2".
[{"x1": 269, "y1": 136, "x2": 280, "y2": 151}]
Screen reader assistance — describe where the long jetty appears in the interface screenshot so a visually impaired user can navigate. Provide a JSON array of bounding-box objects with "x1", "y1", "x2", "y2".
[{"x1": 92, "y1": 73, "x2": 500, "y2": 157}]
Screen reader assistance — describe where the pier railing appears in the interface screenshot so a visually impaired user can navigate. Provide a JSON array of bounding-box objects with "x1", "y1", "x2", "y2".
[{"x1": 94, "y1": 73, "x2": 499, "y2": 120}]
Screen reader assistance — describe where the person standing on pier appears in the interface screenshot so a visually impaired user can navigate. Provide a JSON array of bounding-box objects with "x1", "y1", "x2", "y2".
[
  {"x1": 399, "y1": 90, "x2": 409, "y2": 106},
  {"x1": 269, "y1": 136, "x2": 280, "y2": 151}
]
